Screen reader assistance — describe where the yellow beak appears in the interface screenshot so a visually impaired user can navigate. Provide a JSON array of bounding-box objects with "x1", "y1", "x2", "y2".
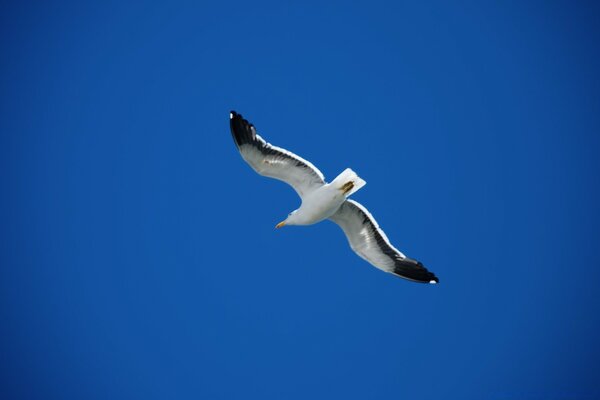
[{"x1": 275, "y1": 221, "x2": 286, "y2": 229}]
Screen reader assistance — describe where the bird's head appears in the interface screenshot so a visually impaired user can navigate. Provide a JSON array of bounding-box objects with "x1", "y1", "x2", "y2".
[{"x1": 275, "y1": 210, "x2": 299, "y2": 229}]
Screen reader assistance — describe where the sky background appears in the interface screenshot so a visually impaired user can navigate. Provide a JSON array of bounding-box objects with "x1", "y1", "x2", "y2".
[{"x1": 1, "y1": 1, "x2": 600, "y2": 399}]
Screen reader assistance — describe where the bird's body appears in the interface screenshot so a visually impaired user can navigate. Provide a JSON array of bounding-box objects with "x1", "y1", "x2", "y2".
[
  {"x1": 291, "y1": 184, "x2": 345, "y2": 225},
  {"x1": 286, "y1": 168, "x2": 366, "y2": 225},
  {"x1": 229, "y1": 111, "x2": 439, "y2": 284}
]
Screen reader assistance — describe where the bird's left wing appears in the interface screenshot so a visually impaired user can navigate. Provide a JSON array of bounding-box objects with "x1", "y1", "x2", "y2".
[
  {"x1": 329, "y1": 199, "x2": 439, "y2": 284},
  {"x1": 230, "y1": 111, "x2": 325, "y2": 198}
]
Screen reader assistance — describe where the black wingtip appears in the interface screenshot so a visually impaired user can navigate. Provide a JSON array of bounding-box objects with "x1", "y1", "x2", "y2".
[
  {"x1": 392, "y1": 258, "x2": 439, "y2": 284},
  {"x1": 229, "y1": 110, "x2": 255, "y2": 148}
]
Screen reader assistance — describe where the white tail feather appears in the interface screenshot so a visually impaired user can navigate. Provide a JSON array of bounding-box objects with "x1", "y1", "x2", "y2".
[{"x1": 331, "y1": 168, "x2": 366, "y2": 197}]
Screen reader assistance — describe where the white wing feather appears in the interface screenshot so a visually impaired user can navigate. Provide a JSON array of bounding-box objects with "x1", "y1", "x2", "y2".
[
  {"x1": 329, "y1": 200, "x2": 438, "y2": 284},
  {"x1": 230, "y1": 111, "x2": 325, "y2": 198}
]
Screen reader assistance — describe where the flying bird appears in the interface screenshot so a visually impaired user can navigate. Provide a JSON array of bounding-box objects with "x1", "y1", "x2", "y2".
[{"x1": 229, "y1": 111, "x2": 438, "y2": 284}]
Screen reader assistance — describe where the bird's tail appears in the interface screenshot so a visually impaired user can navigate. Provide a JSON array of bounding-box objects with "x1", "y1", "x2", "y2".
[{"x1": 331, "y1": 168, "x2": 366, "y2": 197}]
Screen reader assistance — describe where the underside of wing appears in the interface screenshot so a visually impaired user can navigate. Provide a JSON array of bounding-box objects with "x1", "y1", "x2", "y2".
[
  {"x1": 229, "y1": 111, "x2": 325, "y2": 197},
  {"x1": 329, "y1": 200, "x2": 438, "y2": 284}
]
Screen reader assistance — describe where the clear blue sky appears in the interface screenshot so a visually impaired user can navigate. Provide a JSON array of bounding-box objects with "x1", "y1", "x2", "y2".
[{"x1": 1, "y1": 1, "x2": 599, "y2": 399}]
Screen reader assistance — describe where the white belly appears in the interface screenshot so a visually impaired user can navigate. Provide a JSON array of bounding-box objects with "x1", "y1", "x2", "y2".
[{"x1": 295, "y1": 184, "x2": 346, "y2": 225}]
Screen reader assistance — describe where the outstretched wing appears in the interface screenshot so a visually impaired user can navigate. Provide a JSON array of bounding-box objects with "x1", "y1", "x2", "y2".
[
  {"x1": 329, "y1": 199, "x2": 438, "y2": 284},
  {"x1": 230, "y1": 111, "x2": 325, "y2": 198}
]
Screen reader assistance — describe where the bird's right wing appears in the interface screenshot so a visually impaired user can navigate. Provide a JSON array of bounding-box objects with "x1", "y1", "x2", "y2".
[
  {"x1": 329, "y1": 200, "x2": 438, "y2": 284},
  {"x1": 230, "y1": 111, "x2": 325, "y2": 198}
]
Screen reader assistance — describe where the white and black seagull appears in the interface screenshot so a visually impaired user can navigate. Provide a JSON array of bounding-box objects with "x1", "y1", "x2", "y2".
[{"x1": 230, "y1": 111, "x2": 438, "y2": 284}]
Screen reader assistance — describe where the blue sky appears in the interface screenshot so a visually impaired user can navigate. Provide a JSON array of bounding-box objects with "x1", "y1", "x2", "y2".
[{"x1": 1, "y1": 1, "x2": 599, "y2": 399}]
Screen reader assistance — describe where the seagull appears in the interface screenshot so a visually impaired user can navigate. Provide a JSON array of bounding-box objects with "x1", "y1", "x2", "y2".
[{"x1": 229, "y1": 111, "x2": 438, "y2": 284}]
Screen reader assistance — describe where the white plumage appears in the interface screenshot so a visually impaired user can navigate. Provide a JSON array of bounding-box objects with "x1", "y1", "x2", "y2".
[{"x1": 230, "y1": 111, "x2": 438, "y2": 284}]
